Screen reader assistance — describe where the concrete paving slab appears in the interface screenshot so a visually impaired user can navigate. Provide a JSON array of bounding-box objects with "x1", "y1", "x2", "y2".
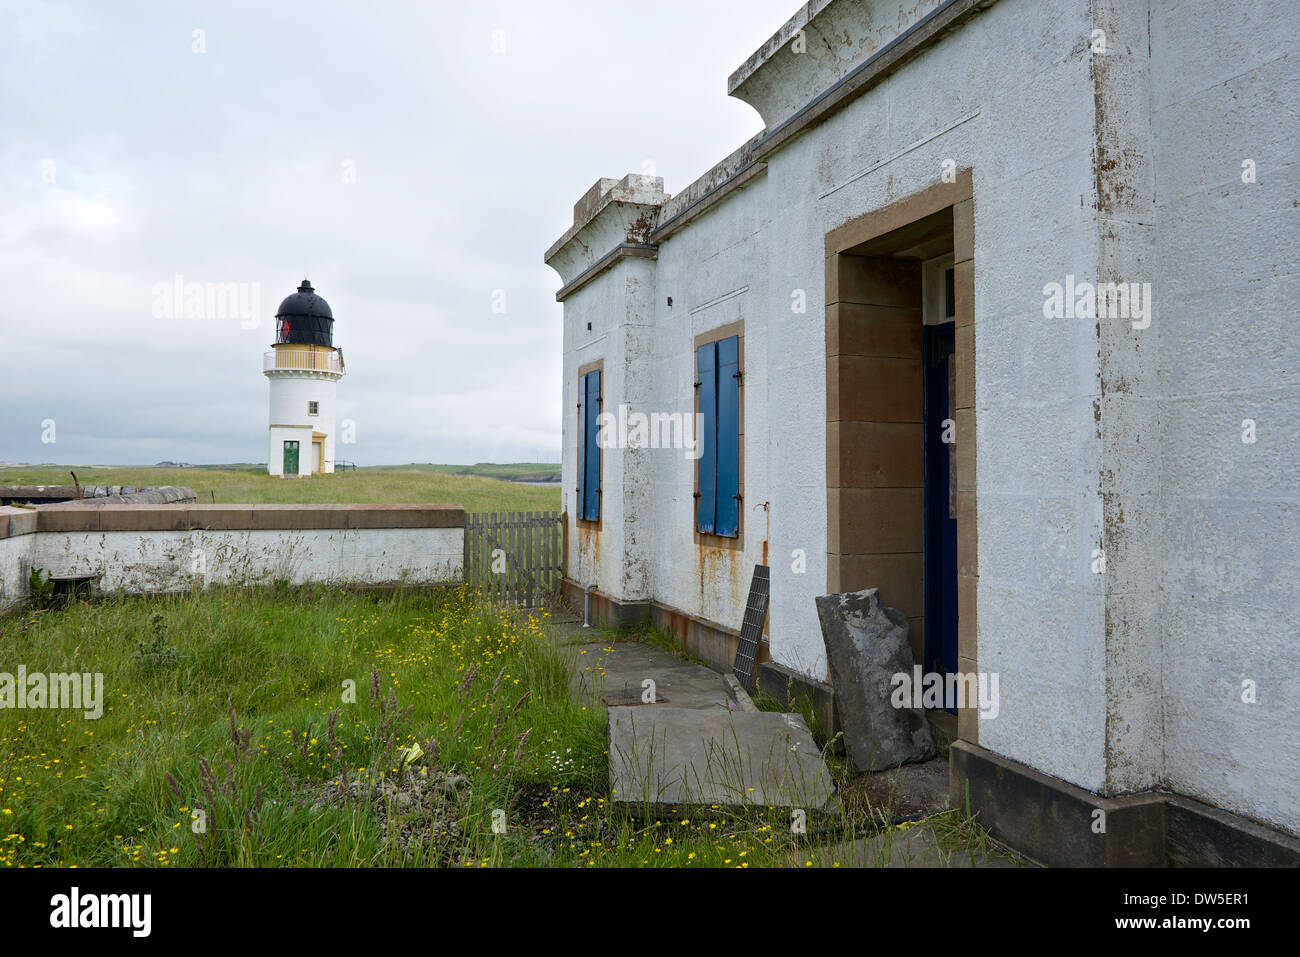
[
  {"x1": 609, "y1": 706, "x2": 837, "y2": 810},
  {"x1": 800, "y1": 823, "x2": 1027, "y2": 868},
  {"x1": 547, "y1": 618, "x2": 597, "y2": 646},
  {"x1": 567, "y1": 641, "x2": 735, "y2": 711}
]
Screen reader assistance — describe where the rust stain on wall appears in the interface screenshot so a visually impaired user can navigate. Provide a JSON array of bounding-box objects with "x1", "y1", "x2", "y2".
[{"x1": 576, "y1": 523, "x2": 600, "y2": 578}]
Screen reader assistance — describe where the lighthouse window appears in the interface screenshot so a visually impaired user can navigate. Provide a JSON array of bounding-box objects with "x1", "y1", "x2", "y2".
[{"x1": 308, "y1": 401, "x2": 319, "y2": 416}]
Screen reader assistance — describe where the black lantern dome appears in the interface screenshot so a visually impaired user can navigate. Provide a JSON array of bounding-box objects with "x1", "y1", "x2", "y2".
[{"x1": 274, "y1": 279, "x2": 334, "y2": 346}]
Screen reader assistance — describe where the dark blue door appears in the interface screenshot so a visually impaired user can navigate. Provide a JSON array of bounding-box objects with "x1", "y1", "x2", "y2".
[
  {"x1": 923, "y1": 322, "x2": 958, "y2": 712},
  {"x1": 578, "y1": 370, "x2": 601, "y2": 521}
]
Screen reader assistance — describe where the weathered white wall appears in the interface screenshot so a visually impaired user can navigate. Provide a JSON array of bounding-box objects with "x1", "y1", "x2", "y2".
[
  {"x1": 0, "y1": 527, "x2": 36, "y2": 612},
  {"x1": 562, "y1": 0, "x2": 1110, "y2": 789},
  {"x1": 647, "y1": 185, "x2": 784, "y2": 657},
  {"x1": 32, "y1": 526, "x2": 462, "y2": 593},
  {"x1": 561, "y1": 261, "x2": 654, "y2": 599},
  {"x1": 1147, "y1": 0, "x2": 1300, "y2": 834},
  {"x1": 0, "y1": 505, "x2": 464, "y2": 604}
]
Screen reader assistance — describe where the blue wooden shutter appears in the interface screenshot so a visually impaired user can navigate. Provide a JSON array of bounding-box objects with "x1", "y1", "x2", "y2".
[
  {"x1": 576, "y1": 372, "x2": 586, "y2": 518},
  {"x1": 696, "y1": 343, "x2": 717, "y2": 533},
  {"x1": 580, "y1": 370, "x2": 602, "y2": 520},
  {"x1": 715, "y1": 336, "x2": 740, "y2": 536}
]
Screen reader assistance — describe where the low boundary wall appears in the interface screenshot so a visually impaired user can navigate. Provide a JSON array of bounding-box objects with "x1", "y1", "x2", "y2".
[{"x1": 0, "y1": 504, "x2": 465, "y2": 610}]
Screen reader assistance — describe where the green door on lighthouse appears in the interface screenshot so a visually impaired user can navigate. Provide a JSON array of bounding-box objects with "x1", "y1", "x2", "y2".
[{"x1": 283, "y1": 440, "x2": 299, "y2": 474}]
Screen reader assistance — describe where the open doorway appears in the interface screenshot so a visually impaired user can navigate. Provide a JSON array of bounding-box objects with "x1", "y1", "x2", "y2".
[
  {"x1": 922, "y1": 254, "x2": 958, "y2": 710},
  {"x1": 825, "y1": 182, "x2": 975, "y2": 738}
]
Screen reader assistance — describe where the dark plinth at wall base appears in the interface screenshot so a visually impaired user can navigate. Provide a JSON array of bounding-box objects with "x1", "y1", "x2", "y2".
[
  {"x1": 950, "y1": 740, "x2": 1300, "y2": 867},
  {"x1": 1164, "y1": 793, "x2": 1300, "y2": 868},
  {"x1": 949, "y1": 740, "x2": 1164, "y2": 866},
  {"x1": 559, "y1": 579, "x2": 754, "y2": 677},
  {"x1": 559, "y1": 579, "x2": 650, "y2": 630},
  {"x1": 648, "y1": 604, "x2": 742, "y2": 675}
]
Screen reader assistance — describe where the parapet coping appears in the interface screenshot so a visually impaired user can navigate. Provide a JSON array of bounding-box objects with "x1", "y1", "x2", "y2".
[{"x1": 0, "y1": 504, "x2": 466, "y2": 537}]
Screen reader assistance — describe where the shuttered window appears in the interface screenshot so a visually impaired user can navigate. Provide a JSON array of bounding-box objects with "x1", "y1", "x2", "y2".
[
  {"x1": 577, "y1": 369, "x2": 602, "y2": 521},
  {"x1": 696, "y1": 335, "x2": 740, "y2": 536}
]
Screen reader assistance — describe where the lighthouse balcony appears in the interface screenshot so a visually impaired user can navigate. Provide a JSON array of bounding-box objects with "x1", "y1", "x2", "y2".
[{"x1": 263, "y1": 348, "x2": 345, "y2": 375}]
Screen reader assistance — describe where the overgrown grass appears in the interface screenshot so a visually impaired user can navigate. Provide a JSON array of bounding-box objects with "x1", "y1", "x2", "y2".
[
  {"x1": 0, "y1": 585, "x2": 601, "y2": 867},
  {"x1": 0, "y1": 466, "x2": 559, "y2": 513},
  {"x1": 0, "y1": 587, "x2": 1005, "y2": 867}
]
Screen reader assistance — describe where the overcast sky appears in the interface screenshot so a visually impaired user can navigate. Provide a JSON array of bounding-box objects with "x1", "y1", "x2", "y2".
[{"x1": 0, "y1": 0, "x2": 799, "y2": 467}]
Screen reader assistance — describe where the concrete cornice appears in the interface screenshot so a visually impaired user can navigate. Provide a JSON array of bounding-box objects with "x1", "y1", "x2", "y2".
[
  {"x1": 730, "y1": 0, "x2": 957, "y2": 132},
  {"x1": 650, "y1": 135, "x2": 768, "y2": 244},
  {"x1": 545, "y1": 0, "x2": 997, "y2": 277},
  {"x1": 749, "y1": 0, "x2": 998, "y2": 162},
  {"x1": 544, "y1": 174, "x2": 667, "y2": 289},
  {"x1": 553, "y1": 243, "x2": 658, "y2": 302},
  {"x1": 727, "y1": 0, "x2": 837, "y2": 98}
]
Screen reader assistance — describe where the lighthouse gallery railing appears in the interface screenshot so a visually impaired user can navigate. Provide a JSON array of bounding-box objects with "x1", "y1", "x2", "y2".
[{"x1": 263, "y1": 349, "x2": 345, "y2": 374}]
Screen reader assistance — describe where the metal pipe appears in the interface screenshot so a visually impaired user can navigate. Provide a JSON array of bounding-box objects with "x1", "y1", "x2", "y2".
[{"x1": 583, "y1": 581, "x2": 596, "y2": 628}]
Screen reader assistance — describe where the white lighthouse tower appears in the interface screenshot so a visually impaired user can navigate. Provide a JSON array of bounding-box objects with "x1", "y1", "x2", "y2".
[{"x1": 263, "y1": 279, "x2": 345, "y2": 476}]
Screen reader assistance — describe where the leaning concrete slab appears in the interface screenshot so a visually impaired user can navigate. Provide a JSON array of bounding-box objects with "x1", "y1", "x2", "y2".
[
  {"x1": 608, "y1": 706, "x2": 836, "y2": 811},
  {"x1": 816, "y1": 588, "x2": 936, "y2": 772}
]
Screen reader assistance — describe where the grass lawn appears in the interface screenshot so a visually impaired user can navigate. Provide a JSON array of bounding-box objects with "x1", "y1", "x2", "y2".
[
  {"x1": 0, "y1": 466, "x2": 560, "y2": 514},
  {"x1": 0, "y1": 586, "x2": 997, "y2": 868},
  {"x1": 373, "y1": 463, "x2": 561, "y2": 483}
]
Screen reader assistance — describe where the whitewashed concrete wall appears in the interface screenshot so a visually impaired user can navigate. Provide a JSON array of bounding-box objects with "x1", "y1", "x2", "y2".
[
  {"x1": 0, "y1": 522, "x2": 36, "y2": 612},
  {"x1": 648, "y1": 181, "x2": 785, "y2": 657},
  {"x1": 561, "y1": 257, "x2": 658, "y2": 601},
  {"x1": 565, "y1": 0, "x2": 1108, "y2": 788},
  {"x1": 1147, "y1": 0, "x2": 1300, "y2": 835},
  {"x1": 0, "y1": 505, "x2": 464, "y2": 606},
  {"x1": 34, "y1": 527, "x2": 462, "y2": 592}
]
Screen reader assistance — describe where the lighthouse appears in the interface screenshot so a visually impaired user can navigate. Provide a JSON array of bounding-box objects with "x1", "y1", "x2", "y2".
[{"x1": 263, "y1": 279, "x2": 345, "y2": 476}]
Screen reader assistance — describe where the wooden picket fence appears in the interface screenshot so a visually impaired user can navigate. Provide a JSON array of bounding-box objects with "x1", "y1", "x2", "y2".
[{"x1": 463, "y1": 511, "x2": 563, "y2": 607}]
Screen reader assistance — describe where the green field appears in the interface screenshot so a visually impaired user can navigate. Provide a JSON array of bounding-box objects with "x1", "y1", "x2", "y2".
[
  {"x1": 372, "y1": 463, "x2": 561, "y2": 483},
  {"x1": 0, "y1": 465, "x2": 560, "y2": 514}
]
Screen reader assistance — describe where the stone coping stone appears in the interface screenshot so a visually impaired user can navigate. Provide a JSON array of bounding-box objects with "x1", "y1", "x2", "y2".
[
  {"x1": 32, "y1": 503, "x2": 466, "y2": 533},
  {"x1": 0, "y1": 506, "x2": 39, "y2": 540}
]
